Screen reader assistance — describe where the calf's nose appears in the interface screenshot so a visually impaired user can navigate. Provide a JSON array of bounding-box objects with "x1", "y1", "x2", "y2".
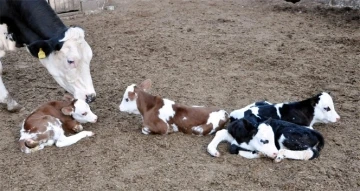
[
  {"x1": 336, "y1": 117, "x2": 340, "y2": 122},
  {"x1": 86, "y1": 93, "x2": 96, "y2": 103}
]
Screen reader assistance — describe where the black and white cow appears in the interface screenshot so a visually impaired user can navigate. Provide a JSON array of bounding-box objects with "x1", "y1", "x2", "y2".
[
  {"x1": 230, "y1": 92, "x2": 340, "y2": 129},
  {"x1": 0, "y1": 0, "x2": 96, "y2": 111},
  {"x1": 207, "y1": 117, "x2": 325, "y2": 162}
]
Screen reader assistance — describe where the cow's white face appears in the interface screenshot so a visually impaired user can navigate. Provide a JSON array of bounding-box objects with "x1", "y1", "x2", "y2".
[
  {"x1": 313, "y1": 92, "x2": 340, "y2": 124},
  {"x1": 39, "y1": 27, "x2": 96, "y2": 103},
  {"x1": 71, "y1": 99, "x2": 98, "y2": 123},
  {"x1": 119, "y1": 84, "x2": 140, "y2": 115},
  {"x1": 250, "y1": 122, "x2": 278, "y2": 158}
]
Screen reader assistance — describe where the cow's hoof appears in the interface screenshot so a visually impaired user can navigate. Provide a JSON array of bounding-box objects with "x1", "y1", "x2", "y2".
[
  {"x1": 303, "y1": 150, "x2": 313, "y2": 160},
  {"x1": 7, "y1": 103, "x2": 24, "y2": 112}
]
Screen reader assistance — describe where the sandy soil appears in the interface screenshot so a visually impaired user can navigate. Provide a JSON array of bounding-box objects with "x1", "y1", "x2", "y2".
[{"x1": 0, "y1": 0, "x2": 359, "y2": 190}]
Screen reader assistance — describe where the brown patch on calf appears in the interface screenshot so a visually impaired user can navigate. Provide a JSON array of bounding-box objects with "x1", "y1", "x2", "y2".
[
  {"x1": 132, "y1": 80, "x2": 229, "y2": 135},
  {"x1": 24, "y1": 100, "x2": 80, "y2": 136}
]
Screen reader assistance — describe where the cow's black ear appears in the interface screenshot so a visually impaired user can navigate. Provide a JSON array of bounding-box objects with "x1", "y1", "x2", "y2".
[{"x1": 27, "y1": 38, "x2": 64, "y2": 59}]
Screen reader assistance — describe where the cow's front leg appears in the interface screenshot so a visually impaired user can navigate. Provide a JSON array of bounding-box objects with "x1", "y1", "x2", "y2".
[{"x1": 0, "y1": 60, "x2": 22, "y2": 112}]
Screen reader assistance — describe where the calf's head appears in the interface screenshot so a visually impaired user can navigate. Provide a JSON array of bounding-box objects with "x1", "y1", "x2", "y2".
[
  {"x1": 62, "y1": 99, "x2": 97, "y2": 123},
  {"x1": 313, "y1": 92, "x2": 340, "y2": 124},
  {"x1": 119, "y1": 79, "x2": 152, "y2": 115},
  {"x1": 245, "y1": 118, "x2": 278, "y2": 158},
  {"x1": 27, "y1": 27, "x2": 96, "y2": 103}
]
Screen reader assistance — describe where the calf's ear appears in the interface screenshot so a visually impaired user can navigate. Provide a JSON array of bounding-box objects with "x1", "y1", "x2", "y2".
[
  {"x1": 27, "y1": 38, "x2": 64, "y2": 59},
  {"x1": 139, "y1": 79, "x2": 152, "y2": 91},
  {"x1": 61, "y1": 106, "x2": 74, "y2": 116},
  {"x1": 243, "y1": 118, "x2": 256, "y2": 132},
  {"x1": 263, "y1": 117, "x2": 272, "y2": 125},
  {"x1": 63, "y1": 93, "x2": 75, "y2": 102}
]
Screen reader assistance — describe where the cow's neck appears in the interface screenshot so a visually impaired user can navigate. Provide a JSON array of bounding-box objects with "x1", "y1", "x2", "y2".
[{"x1": 1, "y1": 0, "x2": 67, "y2": 46}]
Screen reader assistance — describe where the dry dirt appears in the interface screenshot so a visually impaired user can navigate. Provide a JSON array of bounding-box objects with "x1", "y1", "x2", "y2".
[{"x1": 0, "y1": 0, "x2": 359, "y2": 190}]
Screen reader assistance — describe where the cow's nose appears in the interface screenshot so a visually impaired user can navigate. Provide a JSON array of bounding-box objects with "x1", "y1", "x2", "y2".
[
  {"x1": 93, "y1": 117, "x2": 98, "y2": 123},
  {"x1": 336, "y1": 117, "x2": 340, "y2": 122},
  {"x1": 86, "y1": 93, "x2": 96, "y2": 103}
]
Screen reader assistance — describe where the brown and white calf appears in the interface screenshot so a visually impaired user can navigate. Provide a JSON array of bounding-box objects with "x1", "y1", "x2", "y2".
[
  {"x1": 119, "y1": 79, "x2": 229, "y2": 135},
  {"x1": 19, "y1": 95, "x2": 97, "y2": 153}
]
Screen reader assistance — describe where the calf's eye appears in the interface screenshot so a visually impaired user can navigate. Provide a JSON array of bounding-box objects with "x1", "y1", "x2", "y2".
[
  {"x1": 125, "y1": 98, "x2": 129, "y2": 102},
  {"x1": 260, "y1": 139, "x2": 269, "y2": 144},
  {"x1": 324, "y1": 107, "x2": 331, "y2": 112},
  {"x1": 67, "y1": 60, "x2": 74, "y2": 64},
  {"x1": 82, "y1": 112, "x2": 87, "y2": 116}
]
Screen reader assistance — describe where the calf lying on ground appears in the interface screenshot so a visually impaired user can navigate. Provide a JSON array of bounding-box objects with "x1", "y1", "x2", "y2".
[
  {"x1": 207, "y1": 117, "x2": 324, "y2": 162},
  {"x1": 230, "y1": 92, "x2": 340, "y2": 129},
  {"x1": 119, "y1": 79, "x2": 229, "y2": 135},
  {"x1": 19, "y1": 96, "x2": 97, "y2": 153}
]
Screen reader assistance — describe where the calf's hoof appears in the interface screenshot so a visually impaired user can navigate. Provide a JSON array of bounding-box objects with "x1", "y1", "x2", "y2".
[
  {"x1": 83, "y1": 131, "x2": 95, "y2": 137},
  {"x1": 142, "y1": 127, "x2": 151, "y2": 135},
  {"x1": 73, "y1": 124, "x2": 84, "y2": 132}
]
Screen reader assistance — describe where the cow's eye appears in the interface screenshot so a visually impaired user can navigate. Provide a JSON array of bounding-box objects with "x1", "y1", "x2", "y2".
[
  {"x1": 67, "y1": 60, "x2": 74, "y2": 64},
  {"x1": 324, "y1": 107, "x2": 331, "y2": 112},
  {"x1": 260, "y1": 139, "x2": 269, "y2": 144},
  {"x1": 82, "y1": 112, "x2": 87, "y2": 116},
  {"x1": 125, "y1": 98, "x2": 129, "y2": 102}
]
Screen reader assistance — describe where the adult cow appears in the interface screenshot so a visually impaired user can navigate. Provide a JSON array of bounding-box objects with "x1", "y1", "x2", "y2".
[{"x1": 0, "y1": 0, "x2": 96, "y2": 112}]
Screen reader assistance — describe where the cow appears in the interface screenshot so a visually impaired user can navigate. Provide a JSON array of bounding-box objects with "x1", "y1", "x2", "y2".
[
  {"x1": 0, "y1": 0, "x2": 96, "y2": 112},
  {"x1": 229, "y1": 92, "x2": 340, "y2": 129},
  {"x1": 207, "y1": 117, "x2": 324, "y2": 162},
  {"x1": 19, "y1": 95, "x2": 97, "y2": 154},
  {"x1": 118, "y1": 79, "x2": 229, "y2": 135}
]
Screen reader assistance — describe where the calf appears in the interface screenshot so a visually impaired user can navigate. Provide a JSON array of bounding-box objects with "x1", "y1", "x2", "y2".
[
  {"x1": 230, "y1": 92, "x2": 340, "y2": 129},
  {"x1": 19, "y1": 96, "x2": 97, "y2": 153},
  {"x1": 207, "y1": 117, "x2": 324, "y2": 162},
  {"x1": 119, "y1": 79, "x2": 229, "y2": 135}
]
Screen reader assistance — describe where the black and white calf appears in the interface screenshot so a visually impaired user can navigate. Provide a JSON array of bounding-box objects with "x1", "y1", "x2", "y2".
[
  {"x1": 207, "y1": 117, "x2": 325, "y2": 162},
  {"x1": 230, "y1": 92, "x2": 340, "y2": 129},
  {"x1": 0, "y1": 0, "x2": 96, "y2": 111}
]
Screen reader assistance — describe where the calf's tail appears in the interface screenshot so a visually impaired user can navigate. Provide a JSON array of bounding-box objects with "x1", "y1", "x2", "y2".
[{"x1": 309, "y1": 130, "x2": 325, "y2": 160}]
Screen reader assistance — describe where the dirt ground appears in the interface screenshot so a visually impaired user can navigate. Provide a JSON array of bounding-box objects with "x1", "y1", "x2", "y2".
[{"x1": 0, "y1": 0, "x2": 359, "y2": 190}]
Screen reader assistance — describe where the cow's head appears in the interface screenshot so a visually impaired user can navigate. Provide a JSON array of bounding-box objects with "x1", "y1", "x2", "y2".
[
  {"x1": 61, "y1": 98, "x2": 98, "y2": 124},
  {"x1": 119, "y1": 79, "x2": 152, "y2": 114},
  {"x1": 27, "y1": 27, "x2": 96, "y2": 103},
  {"x1": 312, "y1": 92, "x2": 340, "y2": 124},
  {"x1": 244, "y1": 118, "x2": 278, "y2": 158}
]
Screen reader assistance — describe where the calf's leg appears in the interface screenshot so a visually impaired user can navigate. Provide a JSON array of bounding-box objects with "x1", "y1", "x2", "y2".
[
  {"x1": 55, "y1": 131, "x2": 94, "y2": 147},
  {"x1": 207, "y1": 129, "x2": 235, "y2": 157},
  {"x1": 274, "y1": 148, "x2": 313, "y2": 163},
  {"x1": 0, "y1": 60, "x2": 22, "y2": 112}
]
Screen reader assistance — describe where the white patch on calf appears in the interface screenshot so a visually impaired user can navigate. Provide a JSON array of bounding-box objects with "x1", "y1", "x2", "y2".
[
  {"x1": 275, "y1": 103, "x2": 284, "y2": 118},
  {"x1": 249, "y1": 107, "x2": 260, "y2": 118},
  {"x1": 158, "y1": 99, "x2": 176, "y2": 124},
  {"x1": 171, "y1": 124, "x2": 179, "y2": 132},
  {"x1": 229, "y1": 103, "x2": 256, "y2": 120},
  {"x1": 207, "y1": 110, "x2": 228, "y2": 134},
  {"x1": 192, "y1": 126, "x2": 203, "y2": 135},
  {"x1": 312, "y1": 92, "x2": 340, "y2": 126},
  {"x1": 182, "y1": 117, "x2": 187, "y2": 120}
]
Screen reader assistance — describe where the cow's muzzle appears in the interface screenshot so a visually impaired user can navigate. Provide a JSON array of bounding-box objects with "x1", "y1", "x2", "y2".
[{"x1": 86, "y1": 93, "x2": 96, "y2": 103}]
